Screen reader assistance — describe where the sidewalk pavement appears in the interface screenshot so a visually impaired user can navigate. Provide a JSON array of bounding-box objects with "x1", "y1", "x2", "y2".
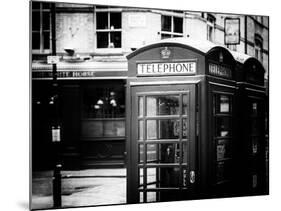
[{"x1": 31, "y1": 168, "x2": 126, "y2": 210}]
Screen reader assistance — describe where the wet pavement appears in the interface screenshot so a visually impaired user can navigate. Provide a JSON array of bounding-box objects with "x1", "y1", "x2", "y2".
[{"x1": 31, "y1": 169, "x2": 126, "y2": 210}]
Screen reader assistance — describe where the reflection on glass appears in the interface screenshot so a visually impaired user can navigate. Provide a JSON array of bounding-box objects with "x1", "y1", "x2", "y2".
[
  {"x1": 252, "y1": 102, "x2": 258, "y2": 116},
  {"x1": 139, "y1": 144, "x2": 144, "y2": 163},
  {"x1": 147, "y1": 97, "x2": 157, "y2": 116},
  {"x1": 216, "y1": 161, "x2": 225, "y2": 182},
  {"x1": 147, "y1": 168, "x2": 157, "y2": 184},
  {"x1": 217, "y1": 139, "x2": 231, "y2": 160},
  {"x1": 139, "y1": 168, "x2": 144, "y2": 187},
  {"x1": 216, "y1": 117, "x2": 230, "y2": 137},
  {"x1": 216, "y1": 161, "x2": 231, "y2": 182},
  {"x1": 251, "y1": 119, "x2": 260, "y2": 135},
  {"x1": 159, "y1": 119, "x2": 180, "y2": 139},
  {"x1": 161, "y1": 15, "x2": 172, "y2": 32},
  {"x1": 147, "y1": 144, "x2": 157, "y2": 162},
  {"x1": 182, "y1": 142, "x2": 188, "y2": 163},
  {"x1": 182, "y1": 119, "x2": 188, "y2": 138},
  {"x1": 182, "y1": 94, "x2": 188, "y2": 115},
  {"x1": 145, "y1": 167, "x2": 181, "y2": 188},
  {"x1": 146, "y1": 95, "x2": 180, "y2": 116},
  {"x1": 147, "y1": 184, "x2": 157, "y2": 189},
  {"x1": 160, "y1": 143, "x2": 179, "y2": 163},
  {"x1": 138, "y1": 120, "x2": 143, "y2": 140},
  {"x1": 139, "y1": 192, "x2": 143, "y2": 203},
  {"x1": 252, "y1": 137, "x2": 258, "y2": 155},
  {"x1": 97, "y1": 32, "x2": 108, "y2": 48},
  {"x1": 97, "y1": 12, "x2": 108, "y2": 29},
  {"x1": 219, "y1": 95, "x2": 230, "y2": 113},
  {"x1": 252, "y1": 174, "x2": 258, "y2": 188},
  {"x1": 141, "y1": 167, "x2": 189, "y2": 190},
  {"x1": 146, "y1": 143, "x2": 187, "y2": 164},
  {"x1": 110, "y1": 12, "x2": 121, "y2": 29},
  {"x1": 173, "y1": 16, "x2": 183, "y2": 33},
  {"x1": 147, "y1": 120, "x2": 157, "y2": 139},
  {"x1": 183, "y1": 168, "x2": 188, "y2": 187},
  {"x1": 147, "y1": 192, "x2": 157, "y2": 202},
  {"x1": 173, "y1": 119, "x2": 188, "y2": 138},
  {"x1": 214, "y1": 94, "x2": 232, "y2": 114},
  {"x1": 138, "y1": 97, "x2": 143, "y2": 117},
  {"x1": 146, "y1": 119, "x2": 188, "y2": 140},
  {"x1": 160, "y1": 167, "x2": 180, "y2": 187},
  {"x1": 110, "y1": 32, "x2": 121, "y2": 48}
]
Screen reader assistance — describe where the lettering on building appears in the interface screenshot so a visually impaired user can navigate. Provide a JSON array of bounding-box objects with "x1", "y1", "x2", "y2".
[
  {"x1": 32, "y1": 71, "x2": 96, "y2": 78},
  {"x1": 137, "y1": 62, "x2": 196, "y2": 76},
  {"x1": 208, "y1": 63, "x2": 232, "y2": 79}
]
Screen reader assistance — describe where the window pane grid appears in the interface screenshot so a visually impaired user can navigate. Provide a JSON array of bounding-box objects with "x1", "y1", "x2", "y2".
[
  {"x1": 96, "y1": 11, "x2": 122, "y2": 48},
  {"x1": 213, "y1": 93, "x2": 233, "y2": 184},
  {"x1": 161, "y1": 15, "x2": 183, "y2": 40},
  {"x1": 138, "y1": 142, "x2": 188, "y2": 164},
  {"x1": 138, "y1": 91, "x2": 190, "y2": 202},
  {"x1": 32, "y1": 2, "x2": 51, "y2": 51}
]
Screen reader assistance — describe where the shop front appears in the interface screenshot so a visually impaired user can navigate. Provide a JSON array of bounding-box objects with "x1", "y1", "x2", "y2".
[{"x1": 32, "y1": 60, "x2": 128, "y2": 169}]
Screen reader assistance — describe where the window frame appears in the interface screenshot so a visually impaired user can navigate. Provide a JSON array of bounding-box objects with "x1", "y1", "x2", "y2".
[
  {"x1": 212, "y1": 91, "x2": 234, "y2": 185},
  {"x1": 95, "y1": 7, "x2": 122, "y2": 52},
  {"x1": 254, "y1": 34, "x2": 263, "y2": 62},
  {"x1": 160, "y1": 13, "x2": 184, "y2": 40},
  {"x1": 31, "y1": 2, "x2": 51, "y2": 54},
  {"x1": 207, "y1": 14, "x2": 216, "y2": 42}
]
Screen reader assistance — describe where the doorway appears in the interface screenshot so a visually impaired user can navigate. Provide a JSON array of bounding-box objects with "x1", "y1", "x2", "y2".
[{"x1": 127, "y1": 84, "x2": 197, "y2": 203}]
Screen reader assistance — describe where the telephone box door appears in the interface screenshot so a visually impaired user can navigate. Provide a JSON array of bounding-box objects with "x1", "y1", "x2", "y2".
[{"x1": 128, "y1": 84, "x2": 197, "y2": 203}]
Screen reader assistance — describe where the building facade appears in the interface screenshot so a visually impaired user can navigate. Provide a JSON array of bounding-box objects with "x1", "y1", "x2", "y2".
[{"x1": 31, "y1": 1, "x2": 269, "y2": 170}]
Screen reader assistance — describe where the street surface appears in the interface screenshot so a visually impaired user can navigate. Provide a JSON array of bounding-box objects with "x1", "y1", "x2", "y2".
[{"x1": 31, "y1": 169, "x2": 126, "y2": 210}]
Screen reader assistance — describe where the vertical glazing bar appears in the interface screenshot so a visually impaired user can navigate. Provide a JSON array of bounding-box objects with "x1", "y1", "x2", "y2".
[
  {"x1": 40, "y1": 3, "x2": 43, "y2": 51},
  {"x1": 179, "y1": 94, "x2": 183, "y2": 189},
  {"x1": 143, "y1": 95, "x2": 147, "y2": 203},
  {"x1": 108, "y1": 12, "x2": 110, "y2": 45},
  {"x1": 156, "y1": 143, "x2": 160, "y2": 201}
]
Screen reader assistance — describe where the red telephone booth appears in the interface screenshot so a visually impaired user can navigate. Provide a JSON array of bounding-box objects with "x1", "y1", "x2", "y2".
[
  {"x1": 125, "y1": 38, "x2": 239, "y2": 203},
  {"x1": 234, "y1": 54, "x2": 268, "y2": 196}
]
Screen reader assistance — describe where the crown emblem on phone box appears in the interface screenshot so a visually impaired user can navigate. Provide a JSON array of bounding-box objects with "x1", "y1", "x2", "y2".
[{"x1": 161, "y1": 47, "x2": 171, "y2": 59}]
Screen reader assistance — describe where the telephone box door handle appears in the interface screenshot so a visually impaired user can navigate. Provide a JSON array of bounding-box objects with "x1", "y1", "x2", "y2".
[{"x1": 190, "y1": 171, "x2": 195, "y2": 184}]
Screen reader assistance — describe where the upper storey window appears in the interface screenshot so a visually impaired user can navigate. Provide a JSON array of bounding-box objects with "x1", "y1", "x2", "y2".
[
  {"x1": 32, "y1": 2, "x2": 51, "y2": 53},
  {"x1": 207, "y1": 14, "x2": 216, "y2": 42},
  {"x1": 96, "y1": 7, "x2": 122, "y2": 49},
  {"x1": 255, "y1": 35, "x2": 263, "y2": 63},
  {"x1": 161, "y1": 14, "x2": 183, "y2": 39}
]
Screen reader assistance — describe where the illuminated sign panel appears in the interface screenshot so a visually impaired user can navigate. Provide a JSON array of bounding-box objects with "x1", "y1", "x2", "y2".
[
  {"x1": 137, "y1": 62, "x2": 196, "y2": 76},
  {"x1": 209, "y1": 63, "x2": 232, "y2": 79}
]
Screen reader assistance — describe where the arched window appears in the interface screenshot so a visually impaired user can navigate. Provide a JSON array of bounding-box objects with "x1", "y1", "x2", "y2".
[{"x1": 254, "y1": 34, "x2": 263, "y2": 62}]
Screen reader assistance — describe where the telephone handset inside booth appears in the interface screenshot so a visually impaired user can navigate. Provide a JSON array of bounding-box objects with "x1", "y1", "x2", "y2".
[{"x1": 160, "y1": 143, "x2": 182, "y2": 187}]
